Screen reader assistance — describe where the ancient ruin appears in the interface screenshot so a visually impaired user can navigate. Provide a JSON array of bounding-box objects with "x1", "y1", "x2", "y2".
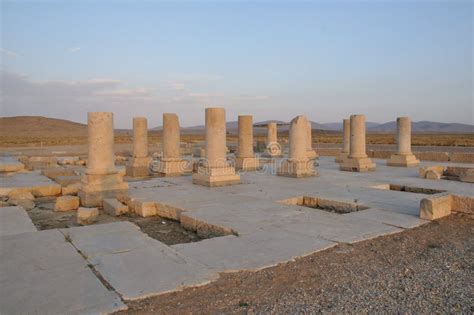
[
  {"x1": 387, "y1": 117, "x2": 420, "y2": 167},
  {"x1": 78, "y1": 112, "x2": 128, "y2": 207},
  {"x1": 192, "y1": 108, "x2": 240, "y2": 186},
  {"x1": 336, "y1": 118, "x2": 350, "y2": 163},
  {"x1": 126, "y1": 117, "x2": 151, "y2": 177},
  {"x1": 340, "y1": 114, "x2": 376, "y2": 172},
  {"x1": 277, "y1": 116, "x2": 317, "y2": 177},
  {"x1": 263, "y1": 122, "x2": 282, "y2": 157},
  {"x1": 235, "y1": 115, "x2": 260, "y2": 171},
  {"x1": 155, "y1": 113, "x2": 187, "y2": 176}
]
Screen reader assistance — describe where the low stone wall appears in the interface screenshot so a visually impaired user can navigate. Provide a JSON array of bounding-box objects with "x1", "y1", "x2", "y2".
[{"x1": 314, "y1": 147, "x2": 473, "y2": 163}]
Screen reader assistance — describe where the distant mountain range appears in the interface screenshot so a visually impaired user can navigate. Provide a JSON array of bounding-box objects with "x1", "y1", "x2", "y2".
[
  {"x1": 1, "y1": 117, "x2": 472, "y2": 138},
  {"x1": 154, "y1": 120, "x2": 474, "y2": 134}
]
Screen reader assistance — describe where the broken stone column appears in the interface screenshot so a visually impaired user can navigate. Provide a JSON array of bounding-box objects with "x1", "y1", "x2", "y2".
[
  {"x1": 340, "y1": 114, "x2": 376, "y2": 172},
  {"x1": 387, "y1": 117, "x2": 420, "y2": 167},
  {"x1": 155, "y1": 113, "x2": 187, "y2": 176},
  {"x1": 336, "y1": 118, "x2": 350, "y2": 163},
  {"x1": 235, "y1": 115, "x2": 260, "y2": 171},
  {"x1": 264, "y1": 122, "x2": 282, "y2": 157},
  {"x1": 126, "y1": 117, "x2": 151, "y2": 177},
  {"x1": 79, "y1": 112, "x2": 128, "y2": 207},
  {"x1": 192, "y1": 108, "x2": 240, "y2": 186},
  {"x1": 278, "y1": 116, "x2": 317, "y2": 177},
  {"x1": 306, "y1": 120, "x2": 318, "y2": 159}
]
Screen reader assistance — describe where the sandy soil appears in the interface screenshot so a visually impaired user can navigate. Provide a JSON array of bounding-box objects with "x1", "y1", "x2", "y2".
[{"x1": 118, "y1": 213, "x2": 473, "y2": 314}]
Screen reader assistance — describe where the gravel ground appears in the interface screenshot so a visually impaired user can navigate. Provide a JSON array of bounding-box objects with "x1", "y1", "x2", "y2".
[{"x1": 118, "y1": 213, "x2": 473, "y2": 314}]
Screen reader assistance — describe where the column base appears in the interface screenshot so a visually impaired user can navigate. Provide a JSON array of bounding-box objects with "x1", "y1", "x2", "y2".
[
  {"x1": 235, "y1": 157, "x2": 261, "y2": 171},
  {"x1": 154, "y1": 158, "x2": 188, "y2": 176},
  {"x1": 340, "y1": 157, "x2": 376, "y2": 172},
  {"x1": 277, "y1": 159, "x2": 317, "y2": 178},
  {"x1": 125, "y1": 157, "x2": 151, "y2": 177},
  {"x1": 307, "y1": 150, "x2": 319, "y2": 160},
  {"x1": 335, "y1": 153, "x2": 349, "y2": 163},
  {"x1": 192, "y1": 165, "x2": 240, "y2": 187},
  {"x1": 79, "y1": 173, "x2": 129, "y2": 207},
  {"x1": 387, "y1": 154, "x2": 420, "y2": 167}
]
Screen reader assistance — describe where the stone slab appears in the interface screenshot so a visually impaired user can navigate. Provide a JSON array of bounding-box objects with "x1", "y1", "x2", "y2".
[
  {"x1": 0, "y1": 172, "x2": 61, "y2": 197},
  {"x1": 0, "y1": 206, "x2": 37, "y2": 237},
  {"x1": 0, "y1": 229, "x2": 126, "y2": 314}
]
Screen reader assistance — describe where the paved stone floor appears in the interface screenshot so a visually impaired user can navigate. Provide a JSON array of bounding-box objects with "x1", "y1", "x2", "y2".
[{"x1": 1, "y1": 157, "x2": 472, "y2": 313}]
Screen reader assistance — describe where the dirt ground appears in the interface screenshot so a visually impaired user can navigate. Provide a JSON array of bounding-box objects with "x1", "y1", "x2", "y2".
[
  {"x1": 28, "y1": 197, "x2": 204, "y2": 245},
  {"x1": 117, "y1": 213, "x2": 473, "y2": 314}
]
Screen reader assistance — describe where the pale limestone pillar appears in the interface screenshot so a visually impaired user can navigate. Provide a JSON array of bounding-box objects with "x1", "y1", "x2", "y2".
[
  {"x1": 264, "y1": 122, "x2": 281, "y2": 157},
  {"x1": 340, "y1": 114, "x2": 376, "y2": 172},
  {"x1": 278, "y1": 116, "x2": 317, "y2": 177},
  {"x1": 126, "y1": 117, "x2": 151, "y2": 177},
  {"x1": 155, "y1": 113, "x2": 187, "y2": 176},
  {"x1": 336, "y1": 118, "x2": 350, "y2": 163},
  {"x1": 163, "y1": 113, "x2": 180, "y2": 159},
  {"x1": 306, "y1": 120, "x2": 318, "y2": 159},
  {"x1": 192, "y1": 107, "x2": 240, "y2": 186},
  {"x1": 132, "y1": 117, "x2": 148, "y2": 158},
  {"x1": 236, "y1": 115, "x2": 260, "y2": 171},
  {"x1": 86, "y1": 112, "x2": 116, "y2": 175},
  {"x1": 79, "y1": 112, "x2": 128, "y2": 207},
  {"x1": 387, "y1": 117, "x2": 419, "y2": 167}
]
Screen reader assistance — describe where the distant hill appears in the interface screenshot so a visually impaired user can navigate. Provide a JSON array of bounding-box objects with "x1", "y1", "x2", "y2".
[
  {"x1": 321, "y1": 122, "x2": 381, "y2": 130},
  {"x1": 0, "y1": 116, "x2": 87, "y2": 137},
  {"x1": 368, "y1": 121, "x2": 474, "y2": 133}
]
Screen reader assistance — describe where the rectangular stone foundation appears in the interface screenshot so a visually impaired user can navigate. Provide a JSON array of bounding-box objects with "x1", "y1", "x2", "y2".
[
  {"x1": 277, "y1": 159, "x2": 317, "y2": 178},
  {"x1": 154, "y1": 159, "x2": 188, "y2": 177},
  {"x1": 235, "y1": 157, "x2": 261, "y2": 171},
  {"x1": 387, "y1": 154, "x2": 419, "y2": 167},
  {"x1": 340, "y1": 157, "x2": 376, "y2": 172},
  {"x1": 125, "y1": 157, "x2": 151, "y2": 177},
  {"x1": 335, "y1": 153, "x2": 348, "y2": 164},
  {"x1": 192, "y1": 165, "x2": 240, "y2": 187},
  {"x1": 78, "y1": 189, "x2": 128, "y2": 207}
]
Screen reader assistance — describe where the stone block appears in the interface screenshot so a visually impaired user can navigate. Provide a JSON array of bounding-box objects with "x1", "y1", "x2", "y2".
[
  {"x1": 277, "y1": 159, "x2": 317, "y2": 178},
  {"x1": 451, "y1": 195, "x2": 474, "y2": 215},
  {"x1": 0, "y1": 158, "x2": 25, "y2": 173},
  {"x1": 419, "y1": 194, "x2": 452, "y2": 220},
  {"x1": 426, "y1": 170, "x2": 442, "y2": 180},
  {"x1": 235, "y1": 157, "x2": 261, "y2": 171},
  {"x1": 387, "y1": 153, "x2": 420, "y2": 167},
  {"x1": 41, "y1": 167, "x2": 77, "y2": 180},
  {"x1": 370, "y1": 150, "x2": 394, "y2": 159},
  {"x1": 103, "y1": 198, "x2": 128, "y2": 216},
  {"x1": 77, "y1": 207, "x2": 99, "y2": 225},
  {"x1": 8, "y1": 190, "x2": 34, "y2": 201},
  {"x1": 414, "y1": 151, "x2": 450, "y2": 162},
  {"x1": 132, "y1": 200, "x2": 157, "y2": 217},
  {"x1": 154, "y1": 158, "x2": 188, "y2": 176},
  {"x1": 9, "y1": 199, "x2": 35, "y2": 210},
  {"x1": 62, "y1": 183, "x2": 81, "y2": 196},
  {"x1": 419, "y1": 166, "x2": 445, "y2": 178},
  {"x1": 54, "y1": 175, "x2": 81, "y2": 187},
  {"x1": 192, "y1": 165, "x2": 240, "y2": 187},
  {"x1": 56, "y1": 156, "x2": 79, "y2": 165},
  {"x1": 54, "y1": 196, "x2": 80, "y2": 212},
  {"x1": 340, "y1": 157, "x2": 376, "y2": 172}
]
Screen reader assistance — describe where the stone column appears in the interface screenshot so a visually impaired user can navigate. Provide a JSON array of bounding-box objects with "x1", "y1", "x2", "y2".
[
  {"x1": 306, "y1": 120, "x2": 318, "y2": 159},
  {"x1": 155, "y1": 113, "x2": 187, "y2": 176},
  {"x1": 340, "y1": 114, "x2": 376, "y2": 172},
  {"x1": 192, "y1": 108, "x2": 240, "y2": 186},
  {"x1": 126, "y1": 117, "x2": 151, "y2": 177},
  {"x1": 236, "y1": 115, "x2": 260, "y2": 171},
  {"x1": 336, "y1": 118, "x2": 350, "y2": 163},
  {"x1": 387, "y1": 117, "x2": 419, "y2": 167},
  {"x1": 264, "y1": 122, "x2": 281, "y2": 157},
  {"x1": 278, "y1": 116, "x2": 317, "y2": 177},
  {"x1": 79, "y1": 112, "x2": 128, "y2": 207}
]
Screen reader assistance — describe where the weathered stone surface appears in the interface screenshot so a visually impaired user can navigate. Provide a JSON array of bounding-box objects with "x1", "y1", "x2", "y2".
[
  {"x1": 54, "y1": 196, "x2": 80, "y2": 212},
  {"x1": 132, "y1": 200, "x2": 157, "y2": 217},
  {"x1": 61, "y1": 182, "x2": 81, "y2": 196},
  {"x1": 193, "y1": 108, "x2": 240, "y2": 186},
  {"x1": 278, "y1": 116, "x2": 317, "y2": 178},
  {"x1": 419, "y1": 194, "x2": 452, "y2": 220},
  {"x1": 0, "y1": 157, "x2": 25, "y2": 173},
  {"x1": 155, "y1": 113, "x2": 187, "y2": 176},
  {"x1": 77, "y1": 207, "x2": 99, "y2": 225},
  {"x1": 126, "y1": 117, "x2": 151, "y2": 177},
  {"x1": 336, "y1": 118, "x2": 350, "y2": 163},
  {"x1": 41, "y1": 167, "x2": 77, "y2": 180},
  {"x1": 414, "y1": 151, "x2": 450, "y2": 162},
  {"x1": 8, "y1": 190, "x2": 34, "y2": 200},
  {"x1": 451, "y1": 194, "x2": 474, "y2": 215},
  {"x1": 54, "y1": 175, "x2": 81, "y2": 186},
  {"x1": 340, "y1": 114, "x2": 376, "y2": 172},
  {"x1": 0, "y1": 206, "x2": 37, "y2": 236},
  {"x1": 426, "y1": 170, "x2": 442, "y2": 180},
  {"x1": 262, "y1": 122, "x2": 282, "y2": 157},
  {"x1": 103, "y1": 198, "x2": 128, "y2": 216},
  {"x1": 419, "y1": 165, "x2": 445, "y2": 178},
  {"x1": 0, "y1": 172, "x2": 62, "y2": 197},
  {"x1": 9, "y1": 199, "x2": 35, "y2": 210}
]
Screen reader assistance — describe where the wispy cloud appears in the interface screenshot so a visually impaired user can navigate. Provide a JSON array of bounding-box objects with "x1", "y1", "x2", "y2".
[
  {"x1": 69, "y1": 47, "x2": 81, "y2": 53},
  {"x1": 1, "y1": 48, "x2": 18, "y2": 58},
  {"x1": 168, "y1": 73, "x2": 223, "y2": 82}
]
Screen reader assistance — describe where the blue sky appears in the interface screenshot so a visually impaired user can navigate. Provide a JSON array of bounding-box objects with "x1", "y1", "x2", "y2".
[{"x1": 1, "y1": 0, "x2": 472, "y2": 128}]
